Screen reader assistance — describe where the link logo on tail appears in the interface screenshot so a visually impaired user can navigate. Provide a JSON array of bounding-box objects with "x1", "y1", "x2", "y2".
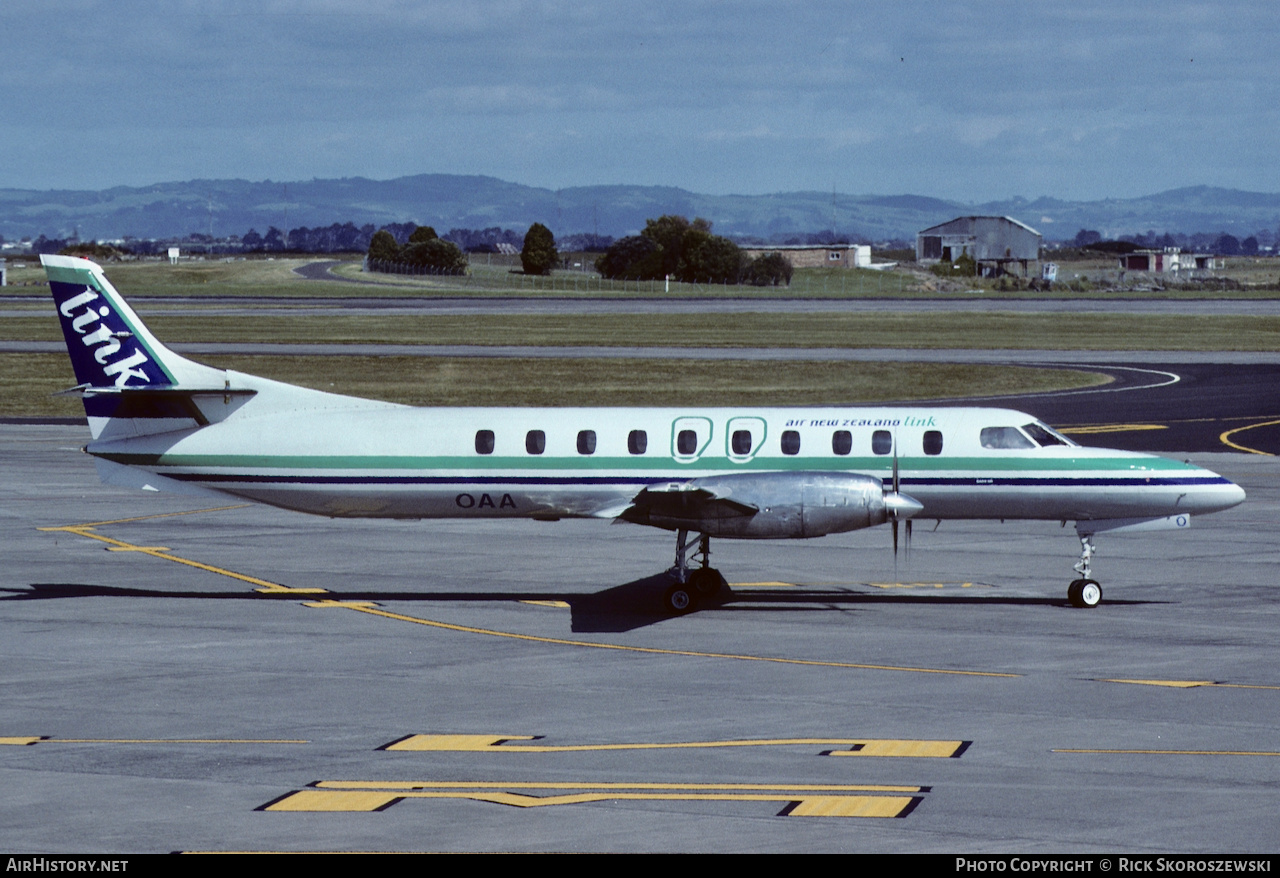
[{"x1": 45, "y1": 257, "x2": 173, "y2": 389}]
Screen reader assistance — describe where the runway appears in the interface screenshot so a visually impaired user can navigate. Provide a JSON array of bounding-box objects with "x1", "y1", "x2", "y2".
[{"x1": 2, "y1": 424, "x2": 1277, "y2": 853}]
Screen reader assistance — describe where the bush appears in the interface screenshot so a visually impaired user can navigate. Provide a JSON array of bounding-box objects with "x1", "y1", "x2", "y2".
[
  {"x1": 930, "y1": 253, "x2": 976, "y2": 277},
  {"x1": 743, "y1": 252, "x2": 793, "y2": 286}
]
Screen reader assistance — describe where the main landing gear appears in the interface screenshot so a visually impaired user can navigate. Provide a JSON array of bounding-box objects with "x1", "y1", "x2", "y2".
[
  {"x1": 663, "y1": 529, "x2": 727, "y2": 615},
  {"x1": 1067, "y1": 533, "x2": 1103, "y2": 608}
]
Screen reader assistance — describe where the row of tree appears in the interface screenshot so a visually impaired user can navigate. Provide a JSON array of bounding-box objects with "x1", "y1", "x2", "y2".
[
  {"x1": 365, "y1": 222, "x2": 561, "y2": 276},
  {"x1": 1073, "y1": 228, "x2": 1269, "y2": 255},
  {"x1": 595, "y1": 215, "x2": 792, "y2": 286},
  {"x1": 367, "y1": 225, "x2": 468, "y2": 274}
]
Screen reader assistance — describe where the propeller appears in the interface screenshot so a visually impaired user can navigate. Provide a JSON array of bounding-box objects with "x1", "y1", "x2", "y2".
[{"x1": 885, "y1": 434, "x2": 924, "y2": 562}]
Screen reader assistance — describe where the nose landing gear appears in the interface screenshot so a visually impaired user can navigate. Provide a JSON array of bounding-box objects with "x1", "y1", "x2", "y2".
[{"x1": 1068, "y1": 534, "x2": 1102, "y2": 608}]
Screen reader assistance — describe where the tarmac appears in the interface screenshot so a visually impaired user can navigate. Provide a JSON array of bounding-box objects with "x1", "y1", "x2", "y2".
[{"x1": 2, "y1": 423, "x2": 1276, "y2": 853}]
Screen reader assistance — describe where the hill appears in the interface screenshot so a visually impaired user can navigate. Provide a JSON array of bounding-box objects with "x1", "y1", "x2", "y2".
[{"x1": 2, "y1": 176, "x2": 1277, "y2": 244}]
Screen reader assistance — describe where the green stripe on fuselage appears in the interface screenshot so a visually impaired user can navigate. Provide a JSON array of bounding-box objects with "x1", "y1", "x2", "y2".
[{"x1": 93, "y1": 452, "x2": 1199, "y2": 473}]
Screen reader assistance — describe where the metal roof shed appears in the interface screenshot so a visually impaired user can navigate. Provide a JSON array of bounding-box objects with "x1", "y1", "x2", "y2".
[{"x1": 917, "y1": 216, "x2": 1042, "y2": 276}]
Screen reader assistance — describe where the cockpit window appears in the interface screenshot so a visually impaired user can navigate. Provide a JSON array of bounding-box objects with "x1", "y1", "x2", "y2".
[
  {"x1": 980, "y1": 426, "x2": 1036, "y2": 449},
  {"x1": 1022, "y1": 422, "x2": 1074, "y2": 447}
]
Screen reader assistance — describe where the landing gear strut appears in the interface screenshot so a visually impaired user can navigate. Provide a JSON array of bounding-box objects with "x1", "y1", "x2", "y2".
[
  {"x1": 664, "y1": 529, "x2": 727, "y2": 615},
  {"x1": 1067, "y1": 533, "x2": 1102, "y2": 608}
]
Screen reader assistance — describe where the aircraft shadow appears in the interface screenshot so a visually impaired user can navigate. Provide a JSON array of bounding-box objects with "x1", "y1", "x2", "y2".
[{"x1": 5, "y1": 580, "x2": 1158, "y2": 634}]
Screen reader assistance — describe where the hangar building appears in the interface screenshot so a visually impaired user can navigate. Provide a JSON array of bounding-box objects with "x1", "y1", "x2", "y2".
[{"x1": 916, "y1": 216, "x2": 1042, "y2": 276}]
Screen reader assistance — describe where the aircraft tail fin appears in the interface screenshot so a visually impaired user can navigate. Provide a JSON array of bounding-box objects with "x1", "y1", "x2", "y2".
[{"x1": 42, "y1": 254, "x2": 232, "y2": 437}]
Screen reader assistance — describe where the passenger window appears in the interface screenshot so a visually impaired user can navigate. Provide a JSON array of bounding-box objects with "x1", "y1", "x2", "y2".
[
  {"x1": 872, "y1": 430, "x2": 892, "y2": 455},
  {"x1": 732, "y1": 429, "x2": 752, "y2": 456},
  {"x1": 577, "y1": 430, "x2": 596, "y2": 455},
  {"x1": 832, "y1": 430, "x2": 852, "y2": 455},
  {"x1": 980, "y1": 426, "x2": 1035, "y2": 449},
  {"x1": 781, "y1": 430, "x2": 800, "y2": 455},
  {"x1": 628, "y1": 429, "x2": 648, "y2": 455},
  {"x1": 923, "y1": 430, "x2": 944, "y2": 455},
  {"x1": 677, "y1": 429, "x2": 697, "y2": 455},
  {"x1": 526, "y1": 430, "x2": 545, "y2": 455},
  {"x1": 475, "y1": 429, "x2": 495, "y2": 455}
]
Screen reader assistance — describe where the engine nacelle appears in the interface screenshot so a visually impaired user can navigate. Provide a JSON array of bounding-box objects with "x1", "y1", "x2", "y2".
[{"x1": 626, "y1": 471, "x2": 912, "y2": 538}]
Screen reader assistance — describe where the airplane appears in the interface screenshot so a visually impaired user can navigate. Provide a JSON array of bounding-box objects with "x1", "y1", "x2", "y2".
[{"x1": 41, "y1": 253, "x2": 1245, "y2": 613}]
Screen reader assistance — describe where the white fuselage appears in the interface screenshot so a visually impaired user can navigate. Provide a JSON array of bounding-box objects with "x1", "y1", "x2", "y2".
[{"x1": 85, "y1": 379, "x2": 1245, "y2": 531}]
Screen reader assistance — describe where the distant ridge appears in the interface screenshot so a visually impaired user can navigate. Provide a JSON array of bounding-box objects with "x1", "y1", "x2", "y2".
[{"x1": 2, "y1": 175, "x2": 1277, "y2": 243}]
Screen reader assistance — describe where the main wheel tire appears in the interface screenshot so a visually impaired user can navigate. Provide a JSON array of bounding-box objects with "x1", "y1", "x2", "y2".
[
  {"x1": 1068, "y1": 578, "x2": 1102, "y2": 608},
  {"x1": 664, "y1": 583, "x2": 698, "y2": 615},
  {"x1": 688, "y1": 567, "x2": 727, "y2": 596}
]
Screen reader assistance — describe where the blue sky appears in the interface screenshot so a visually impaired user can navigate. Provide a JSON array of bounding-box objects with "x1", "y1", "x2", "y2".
[{"x1": 6, "y1": 1, "x2": 1277, "y2": 201}]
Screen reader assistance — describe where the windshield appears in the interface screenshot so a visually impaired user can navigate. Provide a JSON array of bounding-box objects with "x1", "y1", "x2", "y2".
[{"x1": 1022, "y1": 421, "x2": 1076, "y2": 447}]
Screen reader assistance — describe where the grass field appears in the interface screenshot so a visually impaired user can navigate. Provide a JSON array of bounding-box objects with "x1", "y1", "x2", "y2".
[
  {"x1": 1, "y1": 254, "x2": 1261, "y2": 418},
  {"x1": 6, "y1": 310, "x2": 1280, "y2": 352},
  {"x1": 0, "y1": 353, "x2": 1106, "y2": 418},
  {"x1": 6, "y1": 253, "x2": 1279, "y2": 300}
]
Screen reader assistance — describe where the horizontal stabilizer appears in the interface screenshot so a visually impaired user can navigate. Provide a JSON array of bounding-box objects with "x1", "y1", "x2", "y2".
[{"x1": 57, "y1": 385, "x2": 257, "y2": 426}]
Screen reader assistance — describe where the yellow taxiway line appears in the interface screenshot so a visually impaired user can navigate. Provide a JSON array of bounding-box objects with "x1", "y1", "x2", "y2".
[
  {"x1": 41, "y1": 507, "x2": 1019, "y2": 678},
  {"x1": 382, "y1": 733, "x2": 968, "y2": 757}
]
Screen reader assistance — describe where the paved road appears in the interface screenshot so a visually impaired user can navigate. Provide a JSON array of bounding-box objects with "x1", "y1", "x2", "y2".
[{"x1": 2, "y1": 425, "x2": 1274, "y2": 853}]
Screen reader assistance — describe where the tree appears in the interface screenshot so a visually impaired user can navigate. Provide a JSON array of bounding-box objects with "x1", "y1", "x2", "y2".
[
  {"x1": 408, "y1": 225, "x2": 438, "y2": 244},
  {"x1": 595, "y1": 235, "x2": 663, "y2": 279},
  {"x1": 1215, "y1": 234, "x2": 1240, "y2": 256},
  {"x1": 400, "y1": 237, "x2": 467, "y2": 274},
  {"x1": 642, "y1": 215, "x2": 712, "y2": 278},
  {"x1": 1073, "y1": 229, "x2": 1103, "y2": 248},
  {"x1": 367, "y1": 229, "x2": 400, "y2": 263},
  {"x1": 676, "y1": 230, "x2": 741, "y2": 283},
  {"x1": 520, "y1": 222, "x2": 558, "y2": 275}
]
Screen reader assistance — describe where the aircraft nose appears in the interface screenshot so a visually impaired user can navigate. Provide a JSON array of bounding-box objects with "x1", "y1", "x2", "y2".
[{"x1": 1189, "y1": 476, "x2": 1246, "y2": 514}]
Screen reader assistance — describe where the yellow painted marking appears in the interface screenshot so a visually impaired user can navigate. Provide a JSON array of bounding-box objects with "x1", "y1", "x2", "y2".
[
  {"x1": 385, "y1": 734, "x2": 966, "y2": 757},
  {"x1": 40, "y1": 504, "x2": 250, "y2": 529},
  {"x1": 321, "y1": 603, "x2": 1019, "y2": 677},
  {"x1": 1219, "y1": 419, "x2": 1280, "y2": 456},
  {"x1": 519, "y1": 600, "x2": 570, "y2": 608},
  {"x1": 1055, "y1": 749, "x2": 1280, "y2": 757},
  {"x1": 787, "y1": 796, "x2": 914, "y2": 818},
  {"x1": 1058, "y1": 424, "x2": 1168, "y2": 435},
  {"x1": 827, "y1": 739, "x2": 967, "y2": 758},
  {"x1": 866, "y1": 581, "x2": 977, "y2": 590},
  {"x1": 10, "y1": 737, "x2": 307, "y2": 745},
  {"x1": 304, "y1": 600, "x2": 380, "y2": 609},
  {"x1": 270, "y1": 781, "x2": 924, "y2": 817},
  {"x1": 317, "y1": 780, "x2": 924, "y2": 792},
  {"x1": 41, "y1": 519, "x2": 328, "y2": 595},
  {"x1": 268, "y1": 788, "x2": 917, "y2": 816},
  {"x1": 1100, "y1": 678, "x2": 1280, "y2": 690}
]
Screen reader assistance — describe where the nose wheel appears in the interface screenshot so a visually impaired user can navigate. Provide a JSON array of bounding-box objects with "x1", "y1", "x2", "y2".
[{"x1": 1067, "y1": 578, "x2": 1102, "y2": 608}]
